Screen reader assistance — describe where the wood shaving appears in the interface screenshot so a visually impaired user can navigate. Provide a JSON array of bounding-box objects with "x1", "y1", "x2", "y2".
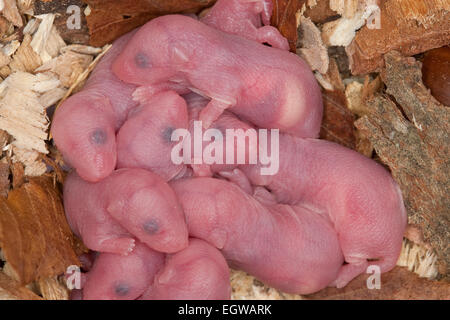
[
  {"x1": 322, "y1": 0, "x2": 380, "y2": 46},
  {"x1": 1, "y1": 0, "x2": 23, "y2": 27},
  {"x1": 297, "y1": 15, "x2": 329, "y2": 74}
]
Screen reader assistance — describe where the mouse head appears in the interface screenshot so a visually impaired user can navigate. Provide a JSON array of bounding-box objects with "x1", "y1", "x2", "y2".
[{"x1": 112, "y1": 19, "x2": 174, "y2": 86}]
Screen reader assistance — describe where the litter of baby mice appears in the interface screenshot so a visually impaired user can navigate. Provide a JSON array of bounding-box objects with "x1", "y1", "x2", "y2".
[
  {"x1": 6, "y1": 0, "x2": 446, "y2": 302},
  {"x1": 49, "y1": 0, "x2": 408, "y2": 300}
]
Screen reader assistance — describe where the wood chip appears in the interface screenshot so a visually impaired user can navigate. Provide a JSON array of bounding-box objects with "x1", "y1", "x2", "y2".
[
  {"x1": 9, "y1": 34, "x2": 42, "y2": 73},
  {"x1": 1, "y1": 0, "x2": 24, "y2": 27},
  {"x1": 322, "y1": 0, "x2": 380, "y2": 46},
  {"x1": 231, "y1": 270, "x2": 302, "y2": 300},
  {"x1": 36, "y1": 50, "x2": 93, "y2": 87},
  {"x1": 346, "y1": 0, "x2": 450, "y2": 75},
  {"x1": 0, "y1": 71, "x2": 57, "y2": 155},
  {"x1": 34, "y1": 0, "x2": 90, "y2": 45},
  {"x1": 0, "y1": 159, "x2": 9, "y2": 197},
  {"x1": 0, "y1": 272, "x2": 42, "y2": 300},
  {"x1": 355, "y1": 51, "x2": 450, "y2": 276},
  {"x1": 0, "y1": 175, "x2": 83, "y2": 285},
  {"x1": 30, "y1": 14, "x2": 66, "y2": 63},
  {"x1": 297, "y1": 15, "x2": 329, "y2": 74},
  {"x1": 304, "y1": 0, "x2": 339, "y2": 23},
  {"x1": 37, "y1": 276, "x2": 69, "y2": 300}
]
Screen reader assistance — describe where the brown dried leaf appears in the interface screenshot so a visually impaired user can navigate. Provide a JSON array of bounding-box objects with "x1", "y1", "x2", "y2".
[
  {"x1": 83, "y1": 0, "x2": 217, "y2": 47},
  {"x1": 271, "y1": 0, "x2": 306, "y2": 52},
  {"x1": 346, "y1": 0, "x2": 450, "y2": 75},
  {"x1": 0, "y1": 175, "x2": 84, "y2": 285},
  {"x1": 305, "y1": 267, "x2": 450, "y2": 300},
  {"x1": 355, "y1": 51, "x2": 450, "y2": 276},
  {"x1": 0, "y1": 272, "x2": 43, "y2": 300}
]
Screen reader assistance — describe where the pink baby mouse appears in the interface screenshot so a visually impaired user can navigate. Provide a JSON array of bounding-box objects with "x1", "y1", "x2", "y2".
[
  {"x1": 52, "y1": 31, "x2": 138, "y2": 182},
  {"x1": 237, "y1": 134, "x2": 407, "y2": 288},
  {"x1": 64, "y1": 168, "x2": 188, "y2": 255},
  {"x1": 112, "y1": 14, "x2": 323, "y2": 137},
  {"x1": 116, "y1": 90, "x2": 189, "y2": 181},
  {"x1": 171, "y1": 177, "x2": 344, "y2": 294},
  {"x1": 82, "y1": 242, "x2": 165, "y2": 300},
  {"x1": 201, "y1": 0, "x2": 289, "y2": 50},
  {"x1": 140, "y1": 238, "x2": 231, "y2": 300}
]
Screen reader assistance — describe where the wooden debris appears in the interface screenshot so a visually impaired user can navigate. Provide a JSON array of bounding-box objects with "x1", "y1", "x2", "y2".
[
  {"x1": 230, "y1": 270, "x2": 302, "y2": 300},
  {"x1": 30, "y1": 14, "x2": 66, "y2": 63},
  {"x1": 0, "y1": 272, "x2": 42, "y2": 300},
  {"x1": 303, "y1": 0, "x2": 339, "y2": 24},
  {"x1": 84, "y1": 0, "x2": 217, "y2": 47},
  {"x1": 322, "y1": 0, "x2": 380, "y2": 46},
  {"x1": 305, "y1": 267, "x2": 450, "y2": 300},
  {"x1": 346, "y1": 0, "x2": 450, "y2": 75},
  {"x1": 421, "y1": 46, "x2": 450, "y2": 106},
  {"x1": 0, "y1": 175, "x2": 83, "y2": 285},
  {"x1": 1, "y1": 0, "x2": 24, "y2": 27},
  {"x1": 34, "y1": 0, "x2": 90, "y2": 45},
  {"x1": 397, "y1": 239, "x2": 439, "y2": 279},
  {"x1": 355, "y1": 51, "x2": 450, "y2": 276},
  {"x1": 36, "y1": 48, "x2": 93, "y2": 87},
  {"x1": 37, "y1": 276, "x2": 70, "y2": 300},
  {"x1": 297, "y1": 15, "x2": 329, "y2": 74},
  {"x1": 0, "y1": 160, "x2": 9, "y2": 197},
  {"x1": 272, "y1": 0, "x2": 306, "y2": 52},
  {"x1": 9, "y1": 34, "x2": 42, "y2": 73},
  {"x1": 0, "y1": 71, "x2": 56, "y2": 155}
]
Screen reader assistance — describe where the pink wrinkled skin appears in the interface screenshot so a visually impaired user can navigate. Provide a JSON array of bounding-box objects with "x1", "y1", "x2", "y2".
[
  {"x1": 116, "y1": 90, "x2": 189, "y2": 181},
  {"x1": 51, "y1": 32, "x2": 138, "y2": 182},
  {"x1": 112, "y1": 14, "x2": 323, "y2": 137},
  {"x1": 64, "y1": 168, "x2": 189, "y2": 254},
  {"x1": 170, "y1": 178, "x2": 344, "y2": 294},
  {"x1": 140, "y1": 238, "x2": 231, "y2": 300},
  {"x1": 201, "y1": 0, "x2": 289, "y2": 50},
  {"x1": 238, "y1": 134, "x2": 407, "y2": 288},
  {"x1": 83, "y1": 242, "x2": 165, "y2": 300}
]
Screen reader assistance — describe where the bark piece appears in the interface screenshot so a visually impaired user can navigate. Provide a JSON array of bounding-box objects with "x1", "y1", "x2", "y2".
[
  {"x1": 0, "y1": 160, "x2": 9, "y2": 198},
  {"x1": 355, "y1": 51, "x2": 450, "y2": 276},
  {"x1": 0, "y1": 175, "x2": 83, "y2": 285},
  {"x1": 305, "y1": 267, "x2": 450, "y2": 300},
  {"x1": 347, "y1": 0, "x2": 450, "y2": 75},
  {"x1": 83, "y1": 0, "x2": 217, "y2": 47}
]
